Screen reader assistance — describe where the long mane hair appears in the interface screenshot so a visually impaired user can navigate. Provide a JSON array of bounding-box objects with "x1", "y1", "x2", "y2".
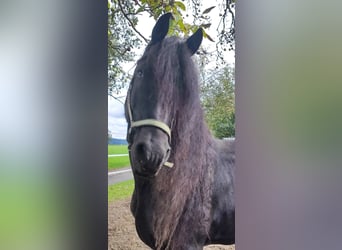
[{"x1": 144, "y1": 36, "x2": 218, "y2": 249}]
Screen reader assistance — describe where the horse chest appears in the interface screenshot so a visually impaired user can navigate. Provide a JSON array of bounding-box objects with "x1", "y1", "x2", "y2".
[
  {"x1": 132, "y1": 186, "x2": 156, "y2": 248},
  {"x1": 133, "y1": 185, "x2": 205, "y2": 249}
]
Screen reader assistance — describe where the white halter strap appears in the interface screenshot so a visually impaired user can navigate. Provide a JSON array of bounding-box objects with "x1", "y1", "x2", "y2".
[{"x1": 126, "y1": 90, "x2": 174, "y2": 168}]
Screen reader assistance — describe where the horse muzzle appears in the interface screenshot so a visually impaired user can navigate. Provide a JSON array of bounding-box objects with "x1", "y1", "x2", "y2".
[{"x1": 129, "y1": 128, "x2": 171, "y2": 177}]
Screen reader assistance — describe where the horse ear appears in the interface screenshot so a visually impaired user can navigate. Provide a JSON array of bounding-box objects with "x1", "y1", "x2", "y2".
[
  {"x1": 151, "y1": 13, "x2": 172, "y2": 44},
  {"x1": 186, "y1": 28, "x2": 203, "y2": 55}
]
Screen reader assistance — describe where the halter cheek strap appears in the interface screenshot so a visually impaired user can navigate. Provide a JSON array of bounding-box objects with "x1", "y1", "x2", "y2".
[{"x1": 126, "y1": 90, "x2": 174, "y2": 168}]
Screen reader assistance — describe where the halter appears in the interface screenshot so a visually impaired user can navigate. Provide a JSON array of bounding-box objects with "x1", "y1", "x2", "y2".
[{"x1": 126, "y1": 89, "x2": 174, "y2": 168}]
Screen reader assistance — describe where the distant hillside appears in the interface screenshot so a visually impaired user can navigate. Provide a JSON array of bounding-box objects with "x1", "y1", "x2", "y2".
[{"x1": 109, "y1": 138, "x2": 128, "y2": 145}]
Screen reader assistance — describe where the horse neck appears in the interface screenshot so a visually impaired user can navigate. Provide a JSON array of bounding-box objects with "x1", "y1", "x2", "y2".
[
  {"x1": 151, "y1": 102, "x2": 217, "y2": 249},
  {"x1": 173, "y1": 99, "x2": 213, "y2": 156},
  {"x1": 155, "y1": 99, "x2": 216, "y2": 187}
]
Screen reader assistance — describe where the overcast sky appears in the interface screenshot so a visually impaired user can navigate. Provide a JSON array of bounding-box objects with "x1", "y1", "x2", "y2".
[{"x1": 108, "y1": 2, "x2": 235, "y2": 139}]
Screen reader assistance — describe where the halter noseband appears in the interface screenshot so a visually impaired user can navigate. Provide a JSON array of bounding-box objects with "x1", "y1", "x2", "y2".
[{"x1": 126, "y1": 89, "x2": 174, "y2": 168}]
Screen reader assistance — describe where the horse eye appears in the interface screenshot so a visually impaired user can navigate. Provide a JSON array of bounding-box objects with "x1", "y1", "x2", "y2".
[{"x1": 136, "y1": 70, "x2": 143, "y2": 78}]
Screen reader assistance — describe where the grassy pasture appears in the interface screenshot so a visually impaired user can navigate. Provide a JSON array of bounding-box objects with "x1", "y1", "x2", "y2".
[
  {"x1": 108, "y1": 145, "x2": 130, "y2": 170},
  {"x1": 107, "y1": 145, "x2": 133, "y2": 201},
  {"x1": 108, "y1": 145, "x2": 129, "y2": 155},
  {"x1": 108, "y1": 157, "x2": 130, "y2": 170},
  {"x1": 108, "y1": 180, "x2": 134, "y2": 202}
]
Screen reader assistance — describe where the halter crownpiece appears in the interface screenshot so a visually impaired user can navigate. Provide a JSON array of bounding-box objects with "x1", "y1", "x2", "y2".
[{"x1": 126, "y1": 90, "x2": 174, "y2": 168}]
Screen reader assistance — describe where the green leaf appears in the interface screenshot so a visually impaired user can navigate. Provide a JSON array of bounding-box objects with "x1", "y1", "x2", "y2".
[
  {"x1": 207, "y1": 34, "x2": 215, "y2": 42},
  {"x1": 174, "y1": 1, "x2": 186, "y2": 11},
  {"x1": 155, "y1": 8, "x2": 163, "y2": 18},
  {"x1": 202, "y1": 6, "x2": 216, "y2": 14},
  {"x1": 165, "y1": 5, "x2": 172, "y2": 13},
  {"x1": 202, "y1": 29, "x2": 215, "y2": 42},
  {"x1": 148, "y1": 0, "x2": 160, "y2": 9},
  {"x1": 177, "y1": 19, "x2": 186, "y2": 33},
  {"x1": 136, "y1": 4, "x2": 146, "y2": 13}
]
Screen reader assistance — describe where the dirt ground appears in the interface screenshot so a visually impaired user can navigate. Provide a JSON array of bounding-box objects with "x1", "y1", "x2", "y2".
[{"x1": 108, "y1": 198, "x2": 235, "y2": 250}]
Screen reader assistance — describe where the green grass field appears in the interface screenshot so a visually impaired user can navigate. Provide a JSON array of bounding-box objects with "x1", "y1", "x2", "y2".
[
  {"x1": 108, "y1": 145, "x2": 130, "y2": 170},
  {"x1": 108, "y1": 180, "x2": 134, "y2": 202},
  {"x1": 108, "y1": 145, "x2": 134, "y2": 201},
  {"x1": 108, "y1": 145, "x2": 129, "y2": 154},
  {"x1": 108, "y1": 156, "x2": 130, "y2": 170}
]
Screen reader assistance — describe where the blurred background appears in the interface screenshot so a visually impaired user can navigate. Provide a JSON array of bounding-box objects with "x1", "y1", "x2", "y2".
[{"x1": 1, "y1": 0, "x2": 342, "y2": 250}]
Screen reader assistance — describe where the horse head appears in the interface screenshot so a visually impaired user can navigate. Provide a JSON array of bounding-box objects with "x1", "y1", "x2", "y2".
[{"x1": 125, "y1": 13, "x2": 203, "y2": 178}]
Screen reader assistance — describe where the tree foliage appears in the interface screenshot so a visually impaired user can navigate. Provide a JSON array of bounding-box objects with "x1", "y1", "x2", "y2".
[
  {"x1": 201, "y1": 65, "x2": 235, "y2": 138},
  {"x1": 108, "y1": 0, "x2": 141, "y2": 96},
  {"x1": 108, "y1": 0, "x2": 235, "y2": 95}
]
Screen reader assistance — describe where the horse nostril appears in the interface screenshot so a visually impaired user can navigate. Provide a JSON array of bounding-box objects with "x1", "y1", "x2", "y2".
[
  {"x1": 136, "y1": 143, "x2": 146, "y2": 155},
  {"x1": 135, "y1": 142, "x2": 151, "y2": 162}
]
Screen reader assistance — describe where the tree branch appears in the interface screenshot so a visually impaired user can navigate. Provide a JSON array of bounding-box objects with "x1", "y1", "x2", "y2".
[
  {"x1": 109, "y1": 93, "x2": 125, "y2": 105},
  {"x1": 117, "y1": 0, "x2": 149, "y2": 43},
  {"x1": 226, "y1": 0, "x2": 235, "y2": 31}
]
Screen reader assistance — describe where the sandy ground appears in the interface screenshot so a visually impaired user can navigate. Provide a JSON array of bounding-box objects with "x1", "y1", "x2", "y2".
[{"x1": 108, "y1": 198, "x2": 235, "y2": 250}]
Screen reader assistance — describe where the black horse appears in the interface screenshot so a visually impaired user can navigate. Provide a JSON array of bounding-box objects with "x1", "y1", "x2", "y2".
[{"x1": 125, "y1": 13, "x2": 235, "y2": 250}]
